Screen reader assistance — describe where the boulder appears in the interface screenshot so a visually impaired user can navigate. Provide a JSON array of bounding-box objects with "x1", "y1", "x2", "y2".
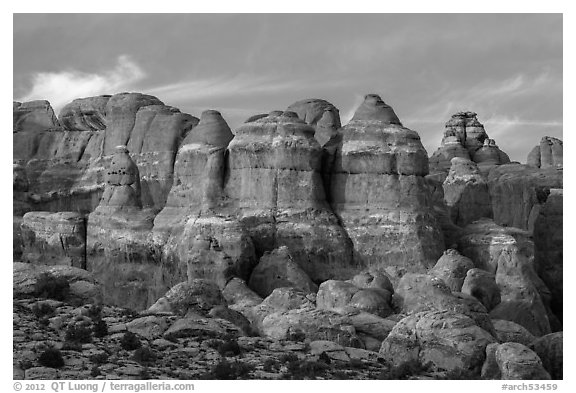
[
  {"x1": 529, "y1": 332, "x2": 562, "y2": 380},
  {"x1": 13, "y1": 262, "x2": 102, "y2": 304},
  {"x1": 482, "y1": 342, "x2": 550, "y2": 380},
  {"x1": 349, "y1": 271, "x2": 394, "y2": 293},
  {"x1": 428, "y1": 248, "x2": 474, "y2": 292},
  {"x1": 163, "y1": 314, "x2": 242, "y2": 340},
  {"x1": 148, "y1": 279, "x2": 226, "y2": 316},
  {"x1": 248, "y1": 246, "x2": 318, "y2": 297},
  {"x1": 443, "y1": 157, "x2": 492, "y2": 226},
  {"x1": 461, "y1": 268, "x2": 501, "y2": 311},
  {"x1": 222, "y1": 278, "x2": 263, "y2": 309},
  {"x1": 393, "y1": 273, "x2": 495, "y2": 334},
  {"x1": 380, "y1": 310, "x2": 497, "y2": 375},
  {"x1": 327, "y1": 94, "x2": 444, "y2": 282},
  {"x1": 492, "y1": 319, "x2": 536, "y2": 346},
  {"x1": 208, "y1": 305, "x2": 254, "y2": 336},
  {"x1": 126, "y1": 315, "x2": 169, "y2": 340},
  {"x1": 316, "y1": 279, "x2": 394, "y2": 318}
]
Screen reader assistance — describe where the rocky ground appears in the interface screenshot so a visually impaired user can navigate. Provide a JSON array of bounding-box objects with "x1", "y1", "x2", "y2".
[{"x1": 14, "y1": 297, "x2": 441, "y2": 380}]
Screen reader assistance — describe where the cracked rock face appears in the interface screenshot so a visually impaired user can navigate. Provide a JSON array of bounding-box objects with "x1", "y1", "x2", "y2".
[
  {"x1": 327, "y1": 94, "x2": 443, "y2": 282},
  {"x1": 224, "y1": 111, "x2": 355, "y2": 282}
]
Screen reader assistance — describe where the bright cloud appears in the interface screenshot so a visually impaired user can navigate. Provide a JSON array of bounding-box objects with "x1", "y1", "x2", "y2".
[{"x1": 17, "y1": 55, "x2": 146, "y2": 113}]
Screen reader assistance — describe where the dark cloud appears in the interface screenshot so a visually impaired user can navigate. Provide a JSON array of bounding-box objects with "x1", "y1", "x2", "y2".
[{"x1": 14, "y1": 13, "x2": 562, "y2": 161}]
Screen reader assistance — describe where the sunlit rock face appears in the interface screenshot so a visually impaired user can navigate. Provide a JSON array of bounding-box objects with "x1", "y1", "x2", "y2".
[
  {"x1": 224, "y1": 110, "x2": 356, "y2": 282},
  {"x1": 326, "y1": 94, "x2": 444, "y2": 282}
]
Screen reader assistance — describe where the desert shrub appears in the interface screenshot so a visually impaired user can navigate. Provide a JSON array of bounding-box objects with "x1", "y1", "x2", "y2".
[
  {"x1": 31, "y1": 302, "x2": 55, "y2": 319},
  {"x1": 34, "y1": 273, "x2": 70, "y2": 301},
  {"x1": 18, "y1": 359, "x2": 34, "y2": 370},
  {"x1": 38, "y1": 348, "x2": 65, "y2": 368},
  {"x1": 203, "y1": 359, "x2": 254, "y2": 380},
  {"x1": 278, "y1": 353, "x2": 298, "y2": 363},
  {"x1": 88, "y1": 352, "x2": 109, "y2": 364},
  {"x1": 61, "y1": 341, "x2": 83, "y2": 351},
  {"x1": 90, "y1": 366, "x2": 101, "y2": 377},
  {"x1": 378, "y1": 359, "x2": 428, "y2": 380},
  {"x1": 138, "y1": 367, "x2": 151, "y2": 380},
  {"x1": 65, "y1": 324, "x2": 92, "y2": 343},
  {"x1": 262, "y1": 358, "x2": 279, "y2": 372},
  {"x1": 92, "y1": 319, "x2": 108, "y2": 338},
  {"x1": 217, "y1": 339, "x2": 242, "y2": 357},
  {"x1": 120, "y1": 331, "x2": 142, "y2": 350},
  {"x1": 132, "y1": 347, "x2": 157, "y2": 365},
  {"x1": 284, "y1": 358, "x2": 329, "y2": 379},
  {"x1": 87, "y1": 304, "x2": 103, "y2": 321}
]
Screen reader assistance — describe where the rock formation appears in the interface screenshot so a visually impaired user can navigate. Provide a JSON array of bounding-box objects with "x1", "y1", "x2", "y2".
[
  {"x1": 443, "y1": 157, "x2": 492, "y2": 226},
  {"x1": 286, "y1": 98, "x2": 342, "y2": 146},
  {"x1": 326, "y1": 94, "x2": 444, "y2": 281},
  {"x1": 59, "y1": 96, "x2": 109, "y2": 131},
  {"x1": 527, "y1": 136, "x2": 563, "y2": 169},
  {"x1": 429, "y1": 112, "x2": 510, "y2": 175}
]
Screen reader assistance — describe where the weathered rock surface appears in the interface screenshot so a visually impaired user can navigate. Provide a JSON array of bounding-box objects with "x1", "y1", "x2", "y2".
[
  {"x1": 13, "y1": 262, "x2": 101, "y2": 304},
  {"x1": 443, "y1": 157, "x2": 492, "y2": 226},
  {"x1": 224, "y1": 111, "x2": 355, "y2": 282},
  {"x1": 148, "y1": 280, "x2": 226, "y2": 316},
  {"x1": 14, "y1": 100, "x2": 61, "y2": 133},
  {"x1": 327, "y1": 94, "x2": 443, "y2": 281},
  {"x1": 392, "y1": 273, "x2": 494, "y2": 334},
  {"x1": 527, "y1": 137, "x2": 563, "y2": 169},
  {"x1": 428, "y1": 248, "x2": 474, "y2": 292},
  {"x1": 59, "y1": 96, "x2": 109, "y2": 131},
  {"x1": 492, "y1": 319, "x2": 536, "y2": 346},
  {"x1": 481, "y1": 342, "x2": 550, "y2": 380},
  {"x1": 21, "y1": 212, "x2": 86, "y2": 268},
  {"x1": 529, "y1": 332, "x2": 563, "y2": 380},
  {"x1": 429, "y1": 112, "x2": 509, "y2": 175},
  {"x1": 316, "y1": 279, "x2": 394, "y2": 318},
  {"x1": 487, "y1": 164, "x2": 562, "y2": 231},
  {"x1": 86, "y1": 146, "x2": 160, "y2": 310},
  {"x1": 380, "y1": 310, "x2": 497, "y2": 374},
  {"x1": 286, "y1": 98, "x2": 342, "y2": 146},
  {"x1": 461, "y1": 268, "x2": 501, "y2": 311},
  {"x1": 459, "y1": 219, "x2": 553, "y2": 336},
  {"x1": 248, "y1": 246, "x2": 318, "y2": 298}
]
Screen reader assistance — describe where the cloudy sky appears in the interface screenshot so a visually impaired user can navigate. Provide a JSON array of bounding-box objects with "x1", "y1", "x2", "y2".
[{"x1": 13, "y1": 13, "x2": 562, "y2": 162}]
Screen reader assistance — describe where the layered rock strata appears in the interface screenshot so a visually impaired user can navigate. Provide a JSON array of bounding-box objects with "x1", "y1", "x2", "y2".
[
  {"x1": 429, "y1": 112, "x2": 509, "y2": 175},
  {"x1": 326, "y1": 94, "x2": 444, "y2": 281},
  {"x1": 224, "y1": 110, "x2": 355, "y2": 282}
]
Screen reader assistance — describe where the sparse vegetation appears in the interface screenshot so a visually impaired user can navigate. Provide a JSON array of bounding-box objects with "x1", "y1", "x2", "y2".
[
  {"x1": 65, "y1": 324, "x2": 92, "y2": 343},
  {"x1": 120, "y1": 331, "x2": 142, "y2": 350},
  {"x1": 132, "y1": 346, "x2": 157, "y2": 365},
  {"x1": 38, "y1": 348, "x2": 65, "y2": 368},
  {"x1": 34, "y1": 273, "x2": 70, "y2": 301},
  {"x1": 92, "y1": 319, "x2": 108, "y2": 338},
  {"x1": 283, "y1": 357, "x2": 330, "y2": 379},
  {"x1": 31, "y1": 302, "x2": 55, "y2": 319},
  {"x1": 217, "y1": 339, "x2": 242, "y2": 357},
  {"x1": 377, "y1": 359, "x2": 429, "y2": 380},
  {"x1": 203, "y1": 359, "x2": 254, "y2": 380},
  {"x1": 88, "y1": 352, "x2": 109, "y2": 364}
]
